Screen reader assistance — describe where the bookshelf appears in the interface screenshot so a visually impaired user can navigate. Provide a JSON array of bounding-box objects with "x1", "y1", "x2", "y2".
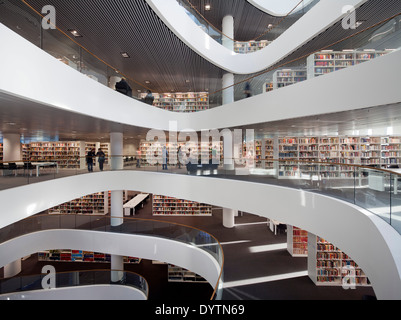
[
  {"x1": 0, "y1": 143, "x2": 3, "y2": 162},
  {"x1": 308, "y1": 233, "x2": 371, "y2": 287},
  {"x1": 153, "y1": 195, "x2": 212, "y2": 216},
  {"x1": 276, "y1": 135, "x2": 401, "y2": 179},
  {"x1": 234, "y1": 40, "x2": 270, "y2": 54},
  {"x1": 22, "y1": 141, "x2": 86, "y2": 169},
  {"x1": 272, "y1": 69, "x2": 307, "y2": 90},
  {"x1": 287, "y1": 225, "x2": 308, "y2": 257},
  {"x1": 38, "y1": 250, "x2": 141, "y2": 264},
  {"x1": 168, "y1": 265, "x2": 207, "y2": 283},
  {"x1": 279, "y1": 137, "x2": 299, "y2": 178},
  {"x1": 263, "y1": 82, "x2": 273, "y2": 93},
  {"x1": 139, "y1": 92, "x2": 209, "y2": 113},
  {"x1": 48, "y1": 192, "x2": 108, "y2": 215},
  {"x1": 381, "y1": 137, "x2": 401, "y2": 167},
  {"x1": 307, "y1": 49, "x2": 394, "y2": 79}
]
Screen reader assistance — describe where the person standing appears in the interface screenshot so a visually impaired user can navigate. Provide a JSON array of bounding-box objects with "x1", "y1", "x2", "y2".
[
  {"x1": 162, "y1": 145, "x2": 168, "y2": 170},
  {"x1": 115, "y1": 78, "x2": 132, "y2": 97},
  {"x1": 96, "y1": 148, "x2": 106, "y2": 171},
  {"x1": 142, "y1": 90, "x2": 155, "y2": 105},
  {"x1": 86, "y1": 148, "x2": 96, "y2": 172},
  {"x1": 177, "y1": 145, "x2": 183, "y2": 169}
]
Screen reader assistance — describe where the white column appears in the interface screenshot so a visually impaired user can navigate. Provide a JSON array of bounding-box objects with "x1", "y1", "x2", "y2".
[
  {"x1": 222, "y1": 73, "x2": 234, "y2": 105},
  {"x1": 222, "y1": 15, "x2": 235, "y2": 107},
  {"x1": 110, "y1": 132, "x2": 124, "y2": 280},
  {"x1": 222, "y1": 15, "x2": 234, "y2": 51},
  {"x1": 4, "y1": 259, "x2": 21, "y2": 278},
  {"x1": 111, "y1": 255, "x2": 124, "y2": 283},
  {"x1": 223, "y1": 208, "x2": 236, "y2": 229},
  {"x1": 3, "y1": 134, "x2": 21, "y2": 162}
]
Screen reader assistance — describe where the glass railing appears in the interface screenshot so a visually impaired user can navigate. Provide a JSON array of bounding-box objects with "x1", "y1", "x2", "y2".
[
  {"x1": 1, "y1": 0, "x2": 400, "y2": 111},
  {"x1": 176, "y1": 0, "x2": 320, "y2": 49},
  {"x1": 0, "y1": 269, "x2": 149, "y2": 300},
  {"x1": 0, "y1": 156, "x2": 400, "y2": 236},
  {"x1": 0, "y1": 214, "x2": 224, "y2": 300}
]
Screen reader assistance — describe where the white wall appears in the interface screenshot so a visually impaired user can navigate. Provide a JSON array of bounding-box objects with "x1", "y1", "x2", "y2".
[
  {"x1": 0, "y1": 229, "x2": 221, "y2": 292},
  {"x1": 145, "y1": 0, "x2": 368, "y2": 74},
  {"x1": 0, "y1": 171, "x2": 400, "y2": 299},
  {"x1": 1, "y1": 21, "x2": 400, "y2": 134},
  {"x1": 0, "y1": 285, "x2": 147, "y2": 301}
]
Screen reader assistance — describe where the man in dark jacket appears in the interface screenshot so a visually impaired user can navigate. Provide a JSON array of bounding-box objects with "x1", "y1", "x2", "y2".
[
  {"x1": 115, "y1": 78, "x2": 132, "y2": 97},
  {"x1": 142, "y1": 90, "x2": 155, "y2": 105}
]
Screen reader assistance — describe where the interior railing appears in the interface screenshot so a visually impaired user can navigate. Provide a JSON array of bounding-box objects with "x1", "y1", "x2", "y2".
[
  {"x1": 176, "y1": 0, "x2": 320, "y2": 47},
  {"x1": 0, "y1": 214, "x2": 224, "y2": 300},
  {"x1": 1, "y1": 0, "x2": 400, "y2": 109},
  {"x1": 0, "y1": 156, "x2": 400, "y2": 236},
  {"x1": 0, "y1": 269, "x2": 149, "y2": 300}
]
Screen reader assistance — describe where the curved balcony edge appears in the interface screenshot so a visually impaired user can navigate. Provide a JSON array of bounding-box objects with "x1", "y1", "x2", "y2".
[
  {"x1": 145, "y1": 0, "x2": 368, "y2": 74},
  {"x1": 0, "y1": 170, "x2": 400, "y2": 299},
  {"x1": 0, "y1": 229, "x2": 221, "y2": 298}
]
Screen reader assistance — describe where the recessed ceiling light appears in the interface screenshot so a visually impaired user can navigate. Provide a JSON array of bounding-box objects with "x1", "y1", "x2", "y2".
[
  {"x1": 68, "y1": 29, "x2": 82, "y2": 38},
  {"x1": 185, "y1": 80, "x2": 190, "y2": 83},
  {"x1": 121, "y1": 52, "x2": 130, "y2": 58},
  {"x1": 145, "y1": 81, "x2": 151, "y2": 84},
  {"x1": 205, "y1": 4, "x2": 211, "y2": 11}
]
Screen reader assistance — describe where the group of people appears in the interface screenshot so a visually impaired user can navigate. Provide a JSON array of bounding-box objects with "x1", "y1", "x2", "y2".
[
  {"x1": 115, "y1": 78, "x2": 154, "y2": 105},
  {"x1": 86, "y1": 148, "x2": 106, "y2": 172}
]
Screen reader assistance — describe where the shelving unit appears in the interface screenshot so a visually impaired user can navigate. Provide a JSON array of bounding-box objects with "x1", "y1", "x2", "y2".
[
  {"x1": 381, "y1": 137, "x2": 401, "y2": 167},
  {"x1": 263, "y1": 82, "x2": 273, "y2": 93},
  {"x1": 22, "y1": 141, "x2": 86, "y2": 169},
  {"x1": 153, "y1": 195, "x2": 212, "y2": 216},
  {"x1": 278, "y1": 137, "x2": 299, "y2": 178},
  {"x1": 276, "y1": 135, "x2": 401, "y2": 179},
  {"x1": 139, "y1": 92, "x2": 209, "y2": 113},
  {"x1": 287, "y1": 225, "x2": 308, "y2": 257},
  {"x1": 272, "y1": 69, "x2": 307, "y2": 90},
  {"x1": 48, "y1": 192, "x2": 109, "y2": 215},
  {"x1": 234, "y1": 40, "x2": 270, "y2": 54},
  {"x1": 168, "y1": 265, "x2": 207, "y2": 283},
  {"x1": 307, "y1": 50, "x2": 394, "y2": 79},
  {"x1": 0, "y1": 143, "x2": 3, "y2": 162},
  {"x1": 38, "y1": 250, "x2": 141, "y2": 264},
  {"x1": 308, "y1": 233, "x2": 371, "y2": 287}
]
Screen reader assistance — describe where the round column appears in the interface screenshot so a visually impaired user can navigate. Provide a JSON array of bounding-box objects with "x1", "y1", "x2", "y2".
[
  {"x1": 110, "y1": 132, "x2": 124, "y2": 280},
  {"x1": 3, "y1": 134, "x2": 21, "y2": 162},
  {"x1": 222, "y1": 15, "x2": 234, "y2": 51},
  {"x1": 223, "y1": 208, "x2": 236, "y2": 229}
]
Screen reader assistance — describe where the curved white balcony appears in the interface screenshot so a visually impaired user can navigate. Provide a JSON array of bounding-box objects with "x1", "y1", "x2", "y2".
[
  {"x1": 0, "y1": 170, "x2": 400, "y2": 300},
  {"x1": 1, "y1": 22, "x2": 400, "y2": 133},
  {"x1": 145, "y1": 0, "x2": 367, "y2": 74}
]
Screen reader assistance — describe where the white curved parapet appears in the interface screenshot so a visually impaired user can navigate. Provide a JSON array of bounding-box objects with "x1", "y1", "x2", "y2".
[
  {"x1": 0, "y1": 171, "x2": 400, "y2": 300},
  {"x1": 145, "y1": 0, "x2": 368, "y2": 74},
  {"x1": 1, "y1": 21, "x2": 401, "y2": 133},
  {"x1": 247, "y1": 0, "x2": 315, "y2": 17},
  {"x1": 0, "y1": 229, "x2": 221, "y2": 296},
  {"x1": 0, "y1": 285, "x2": 148, "y2": 301}
]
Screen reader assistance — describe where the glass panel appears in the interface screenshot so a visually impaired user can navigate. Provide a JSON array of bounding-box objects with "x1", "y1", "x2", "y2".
[
  {"x1": 391, "y1": 174, "x2": 401, "y2": 233},
  {"x1": 355, "y1": 168, "x2": 391, "y2": 224},
  {"x1": 0, "y1": 0, "x2": 41, "y2": 47},
  {"x1": 42, "y1": 27, "x2": 81, "y2": 71},
  {"x1": 81, "y1": 50, "x2": 108, "y2": 86}
]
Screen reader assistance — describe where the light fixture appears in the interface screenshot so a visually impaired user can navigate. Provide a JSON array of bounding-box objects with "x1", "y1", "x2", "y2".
[
  {"x1": 205, "y1": 4, "x2": 211, "y2": 11},
  {"x1": 68, "y1": 29, "x2": 82, "y2": 38},
  {"x1": 145, "y1": 80, "x2": 151, "y2": 84},
  {"x1": 121, "y1": 52, "x2": 130, "y2": 58},
  {"x1": 355, "y1": 20, "x2": 365, "y2": 28}
]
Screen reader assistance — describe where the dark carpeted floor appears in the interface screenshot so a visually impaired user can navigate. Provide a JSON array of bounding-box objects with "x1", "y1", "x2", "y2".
[{"x1": 1, "y1": 191, "x2": 377, "y2": 300}]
